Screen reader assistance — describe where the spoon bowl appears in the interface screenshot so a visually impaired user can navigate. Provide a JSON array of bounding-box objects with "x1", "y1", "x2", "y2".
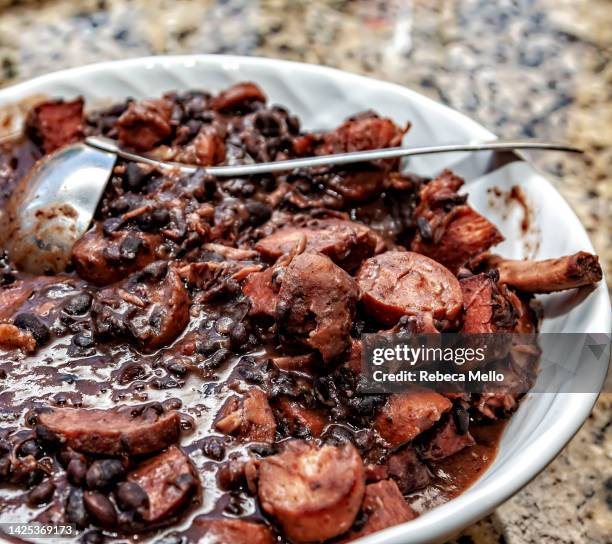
[{"x1": 0, "y1": 142, "x2": 116, "y2": 275}]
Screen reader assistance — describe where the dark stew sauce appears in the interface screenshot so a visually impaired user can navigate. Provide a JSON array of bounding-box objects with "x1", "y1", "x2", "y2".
[{"x1": 0, "y1": 83, "x2": 602, "y2": 544}]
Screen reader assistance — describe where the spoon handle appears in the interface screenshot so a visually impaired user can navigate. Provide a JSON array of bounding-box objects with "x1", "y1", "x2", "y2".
[{"x1": 85, "y1": 136, "x2": 583, "y2": 178}]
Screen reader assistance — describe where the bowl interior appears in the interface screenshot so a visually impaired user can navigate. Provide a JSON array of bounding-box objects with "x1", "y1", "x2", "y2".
[{"x1": 0, "y1": 55, "x2": 609, "y2": 544}]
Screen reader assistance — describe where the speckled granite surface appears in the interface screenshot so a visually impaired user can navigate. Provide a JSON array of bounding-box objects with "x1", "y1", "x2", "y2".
[{"x1": 0, "y1": 1, "x2": 610, "y2": 543}]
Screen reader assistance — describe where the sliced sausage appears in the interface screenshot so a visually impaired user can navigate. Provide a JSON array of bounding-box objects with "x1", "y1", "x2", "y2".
[
  {"x1": 92, "y1": 262, "x2": 190, "y2": 350},
  {"x1": 255, "y1": 219, "x2": 379, "y2": 271},
  {"x1": 374, "y1": 389, "x2": 452, "y2": 448},
  {"x1": 117, "y1": 98, "x2": 174, "y2": 151},
  {"x1": 189, "y1": 518, "x2": 276, "y2": 544},
  {"x1": 342, "y1": 480, "x2": 417, "y2": 542},
  {"x1": 36, "y1": 405, "x2": 180, "y2": 455},
  {"x1": 356, "y1": 251, "x2": 463, "y2": 326},
  {"x1": 258, "y1": 440, "x2": 365, "y2": 543},
  {"x1": 72, "y1": 225, "x2": 162, "y2": 286},
  {"x1": 215, "y1": 388, "x2": 276, "y2": 444},
  {"x1": 26, "y1": 98, "x2": 84, "y2": 153},
  {"x1": 276, "y1": 251, "x2": 359, "y2": 362},
  {"x1": 211, "y1": 82, "x2": 267, "y2": 112},
  {"x1": 127, "y1": 445, "x2": 198, "y2": 523},
  {"x1": 418, "y1": 415, "x2": 475, "y2": 461}
]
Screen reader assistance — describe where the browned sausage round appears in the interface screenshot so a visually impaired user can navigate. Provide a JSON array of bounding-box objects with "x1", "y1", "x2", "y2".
[
  {"x1": 36, "y1": 405, "x2": 180, "y2": 456},
  {"x1": 356, "y1": 251, "x2": 463, "y2": 326},
  {"x1": 255, "y1": 219, "x2": 379, "y2": 272},
  {"x1": 258, "y1": 440, "x2": 365, "y2": 543},
  {"x1": 276, "y1": 251, "x2": 359, "y2": 362}
]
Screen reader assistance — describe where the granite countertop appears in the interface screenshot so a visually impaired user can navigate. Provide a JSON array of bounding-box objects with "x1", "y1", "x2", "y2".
[{"x1": 0, "y1": 0, "x2": 610, "y2": 542}]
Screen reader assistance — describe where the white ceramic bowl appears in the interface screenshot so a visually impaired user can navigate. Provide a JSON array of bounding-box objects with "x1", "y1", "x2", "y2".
[{"x1": 0, "y1": 56, "x2": 609, "y2": 544}]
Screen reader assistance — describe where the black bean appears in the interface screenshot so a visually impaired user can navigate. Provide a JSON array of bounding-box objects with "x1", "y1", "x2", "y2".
[
  {"x1": 19, "y1": 439, "x2": 43, "y2": 459},
  {"x1": 80, "y1": 530, "x2": 105, "y2": 544},
  {"x1": 115, "y1": 481, "x2": 148, "y2": 512},
  {"x1": 0, "y1": 456, "x2": 10, "y2": 480},
  {"x1": 229, "y1": 323, "x2": 249, "y2": 350},
  {"x1": 223, "y1": 492, "x2": 247, "y2": 516},
  {"x1": 322, "y1": 424, "x2": 355, "y2": 446},
  {"x1": 347, "y1": 394, "x2": 386, "y2": 416},
  {"x1": 35, "y1": 424, "x2": 59, "y2": 444},
  {"x1": 119, "y1": 363, "x2": 146, "y2": 384},
  {"x1": 109, "y1": 196, "x2": 130, "y2": 214},
  {"x1": 102, "y1": 245, "x2": 122, "y2": 263},
  {"x1": 487, "y1": 268, "x2": 501, "y2": 283},
  {"x1": 24, "y1": 468, "x2": 45, "y2": 488},
  {"x1": 167, "y1": 360, "x2": 188, "y2": 377},
  {"x1": 195, "y1": 335, "x2": 225, "y2": 356},
  {"x1": 124, "y1": 163, "x2": 151, "y2": 191},
  {"x1": 245, "y1": 200, "x2": 272, "y2": 226},
  {"x1": 102, "y1": 217, "x2": 124, "y2": 236},
  {"x1": 135, "y1": 212, "x2": 153, "y2": 230},
  {"x1": 119, "y1": 235, "x2": 144, "y2": 260},
  {"x1": 64, "y1": 293, "x2": 93, "y2": 316},
  {"x1": 66, "y1": 488, "x2": 89, "y2": 528},
  {"x1": 452, "y1": 405, "x2": 471, "y2": 436},
  {"x1": 151, "y1": 207, "x2": 169, "y2": 225},
  {"x1": 249, "y1": 444, "x2": 275, "y2": 458},
  {"x1": 57, "y1": 447, "x2": 84, "y2": 467},
  {"x1": 73, "y1": 332, "x2": 95, "y2": 348},
  {"x1": 186, "y1": 119, "x2": 202, "y2": 136},
  {"x1": 256, "y1": 174, "x2": 276, "y2": 192},
  {"x1": 205, "y1": 348, "x2": 230, "y2": 370},
  {"x1": 83, "y1": 491, "x2": 117, "y2": 527},
  {"x1": 254, "y1": 111, "x2": 282, "y2": 137},
  {"x1": 142, "y1": 261, "x2": 168, "y2": 281},
  {"x1": 202, "y1": 437, "x2": 226, "y2": 461},
  {"x1": 214, "y1": 317, "x2": 234, "y2": 335},
  {"x1": 237, "y1": 362, "x2": 264, "y2": 384},
  {"x1": 417, "y1": 217, "x2": 433, "y2": 242},
  {"x1": 13, "y1": 313, "x2": 50, "y2": 346},
  {"x1": 67, "y1": 458, "x2": 88, "y2": 486},
  {"x1": 313, "y1": 376, "x2": 337, "y2": 407},
  {"x1": 27, "y1": 479, "x2": 55, "y2": 506},
  {"x1": 86, "y1": 459, "x2": 125, "y2": 491}
]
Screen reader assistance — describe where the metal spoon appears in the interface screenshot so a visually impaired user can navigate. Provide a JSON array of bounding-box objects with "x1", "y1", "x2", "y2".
[{"x1": 0, "y1": 136, "x2": 582, "y2": 275}]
